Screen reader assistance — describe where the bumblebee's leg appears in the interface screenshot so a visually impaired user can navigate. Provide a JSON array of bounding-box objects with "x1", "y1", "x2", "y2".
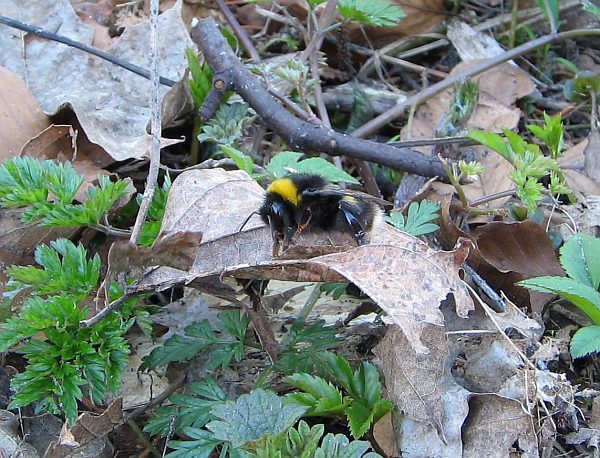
[
  {"x1": 294, "y1": 208, "x2": 313, "y2": 237},
  {"x1": 339, "y1": 199, "x2": 368, "y2": 245}
]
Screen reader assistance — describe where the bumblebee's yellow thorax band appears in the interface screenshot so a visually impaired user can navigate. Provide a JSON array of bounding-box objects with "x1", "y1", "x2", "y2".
[{"x1": 267, "y1": 178, "x2": 300, "y2": 205}]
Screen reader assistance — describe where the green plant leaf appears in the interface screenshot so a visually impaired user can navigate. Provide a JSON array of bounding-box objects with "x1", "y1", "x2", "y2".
[
  {"x1": 571, "y1": 325, "x2": 600, "y2": 359},
  {"x1": 166, "y1": 427, "x2": 221, "y2": 458},
  {"x1": 186, "y1": 49, "x2": 213, "y2": 109},
  {"x1": 140, "y1": 333, "x2": 212, "y2": 370},
  {"x1": 265, "y1": 151, "x2": 304, "y2": 178},
  {"x1": 559, "y1": 233, "x2": 600, "y2": 290},
  {"x1": 6, "y1": 238, "x2": 100, "y2": 299},
  {"x1": 314, "y1": 433, "x2": 381, "y2": 458},
  {"x1": 206, "y1": 389, "x2": 307, "y2": 448},
  {"x1": 220, "y1": 145, "x2": 255, "y2": 175},
  {"x1": 320, "y1": 282, "x2": 349, "y2": 300},
  {"x1": 527, "y1": 113, "x2": 564, "y2": 159},
  {"x1": 467, "y1": 130, "x2": 511, "y2": 161},
  {"x1": 198, "y1": 102, "x2": 251, "y2": 146},
  {"x1": 518, "y1": 276, "x2": 600, "y2": 325},
  {"x1": 265, "y1": 152, "x2": 359, "y2": 184},
  {"x1": 0, "y1": 156, "x2": 50, "y2": 207},
  {"x1": 582, "y1": 0, "x2": 600, "y2": 19},
  {"x1": 535, "y1": 0, "x2": 559, "y2": 31},
  {"x1": 285, "y1": 373, "x2": 348, "y2": 416},
  {"x1": 385, "y1": 200, "x2": 440, "y2": 236},
  {"x1": 338, "y1": 0, "x2": 405, "y2": 26}
]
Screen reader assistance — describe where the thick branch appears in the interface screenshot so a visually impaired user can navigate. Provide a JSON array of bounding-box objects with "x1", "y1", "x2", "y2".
[{"x1": 191, "y1": 17, "x2": 447, "y2": 179}]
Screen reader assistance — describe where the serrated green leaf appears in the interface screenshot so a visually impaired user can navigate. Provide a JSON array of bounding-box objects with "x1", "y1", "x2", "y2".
[
  {"x1": 218, "y1": 309, "x2": 250, "y2": 340},
  {"x1": 285, "y1": 373, "x2": 347, "y2": 415},
  {"x1": 385, "y1": 200, "x2": 440, "y2": 236},
  {"x1": 206, "y1": 389, "x2": 307, "y2": 448},
  {"x1": 338, "y1": 0, "x2": 405, "y2": 26},
  {"x1": 346, "y1": 401, "x2": 373, "y2": 439},
  {"x1": 5, "y1": 239, "x2": 100, "y2": 299},
  {"x1": 0, "y1": 157, "x2": 50, "y2": 207},
  {"x1": 518, "y1": 276, "x2": 600, "y2": 324},
  {"x1": 285, "y1": 421, "x2": 323, "y2": 458},
  {"x1": 265, "y1": 151, "x2": 303, "y2": 178},
  {"x1": 140, "y1": 334, "x2": 209, "y2": 370},
  {"x1": 293, "y1": 158, "x2": 360, "y2": 184},
  {"x1": 560, "y1": 233, "x2": 600, "y2": 290},
  {"x1": 167, "y1": 427, "x2": 221, "y2": 458},
  {"x1": 571, "y1": 325, "x2": 600, "y2": 359},
  {"x1": 467, "y1": 130, "x2": 512, "y2": 161},
  {"x1": 315, "y1": 433, "x2": 380, "y2": 458},
  {"x1": 220, "y1": 145, "x2": 255, "y2": 175}
]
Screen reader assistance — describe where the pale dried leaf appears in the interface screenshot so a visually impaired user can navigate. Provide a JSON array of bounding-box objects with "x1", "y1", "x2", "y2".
[
  {"x1": 0, "y1": 0, "x2": 192, "y2": 161},
  {"x1": 462, "y1": 394, "x2": 537, "y2": 457}
]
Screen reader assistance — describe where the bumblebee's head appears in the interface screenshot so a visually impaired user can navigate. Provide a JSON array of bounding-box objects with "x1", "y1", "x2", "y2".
[{"x1": 259, "y1": 174, "x2": 328, "y2": 252}]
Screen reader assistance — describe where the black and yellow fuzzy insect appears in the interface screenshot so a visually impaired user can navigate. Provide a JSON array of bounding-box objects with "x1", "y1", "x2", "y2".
[{"x1": 259, "y1": 173, "x2": 384, "y2": 254}]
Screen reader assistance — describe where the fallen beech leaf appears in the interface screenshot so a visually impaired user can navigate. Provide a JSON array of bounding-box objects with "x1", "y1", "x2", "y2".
[
  {"x1": 0, "y1": 67, "x2": 50, "y2": 161},
  {"x1": 474, "y1": 220, "x2": 565, "y2": 278}
]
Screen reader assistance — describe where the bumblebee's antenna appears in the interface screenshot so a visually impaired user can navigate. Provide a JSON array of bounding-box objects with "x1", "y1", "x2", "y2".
[{"x1": 238, "y1": 210, "x2": 259, "y2": 233}]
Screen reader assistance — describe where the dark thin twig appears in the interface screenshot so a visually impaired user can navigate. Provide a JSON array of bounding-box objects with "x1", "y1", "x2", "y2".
[
  {"x1": 0, "y1": 15, "x2": 176, "y2": 87},
  {"x1": 192, "y1": 17, "x2": 447, "y2": 179},
  {"x1": 214, "y1": 0, "x2": 260, "y2": 62}
]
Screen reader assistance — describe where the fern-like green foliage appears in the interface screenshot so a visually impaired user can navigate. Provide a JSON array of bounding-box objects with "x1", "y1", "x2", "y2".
[
  {"x1": 338, "y1": 0, "x2": 405, "y2": 26},
  {"x1": 0, "y1": 157, "x2": 130, "y2": 228},
  {"x1": 468, "y1": 114, "x2": 573, "y2": 212},
  {"x1": 140, "y1": 309, "x2": 250, "y2": 371},
  {"x1": 275, "y1": 318, "x2": 343, "y2": 374},
  {"x1": 186, "y1": 48, "x2": 213, "y2": 109},
  {"x1": 519, "y1": 233, "x2": 600, "y2": 359},
  {"x1": 137, "y1": 174, "x2": 171, "y2": 247},
  {"x1": 386, "y1": 200, "x2": 440, "y2": 236},
  {"x1": 0, "y1": 239, "x2": 131, "y2": 425}
]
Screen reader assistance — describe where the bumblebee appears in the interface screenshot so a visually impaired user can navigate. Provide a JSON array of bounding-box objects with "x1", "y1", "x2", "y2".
[{"x1": 259, "y1": 173, "x2": 384, "y2": 254}]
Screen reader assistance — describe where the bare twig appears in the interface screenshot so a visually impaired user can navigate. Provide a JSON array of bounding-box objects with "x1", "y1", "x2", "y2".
[
  {"x1": 191, "y1": 17, "x2": 447, "y2": 179},
  {"x1": 130, "y1": 0, "x2": 162, "y2": 246},
  {"x1": 214, "y1": 0, "x2": 260, "y2": 62},
  {"x1": 0, "y1": 15, "x2": 176, "y2": 86}
]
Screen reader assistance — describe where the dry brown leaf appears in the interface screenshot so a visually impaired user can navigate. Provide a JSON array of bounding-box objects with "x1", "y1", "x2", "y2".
[
  {"x1": 559, "y1": 138, "x2": 600, "y2": 196},
  {"x1": 371, "y1": 412, "x2": 397, "y2": 457},
  {"x1": 474, "y1": 220, "x2": 565, "y2": 278},
  {"x1": 45, "y1": 399, "x2": 122, "y2": 457},
  {"x1": 374, "y1": 324, "x2": 470, "y2": 455},
  {"x1": 0, "y1": 67, "x2": 50, "y2": 161},
  {"x1": 462, "y1": 394, "x2": 537, "y2": 457},
  {"x1": 584, "y1": 118, "x2": 600, "y2": 180},
  {"x1": 0, "y1": 0, "x2": 192, "y2": 161}
]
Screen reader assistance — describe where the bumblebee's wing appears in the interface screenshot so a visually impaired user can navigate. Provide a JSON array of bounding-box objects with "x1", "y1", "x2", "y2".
[{"x1": 301, "y1": 186, "x2": 391, "y2": 207}]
